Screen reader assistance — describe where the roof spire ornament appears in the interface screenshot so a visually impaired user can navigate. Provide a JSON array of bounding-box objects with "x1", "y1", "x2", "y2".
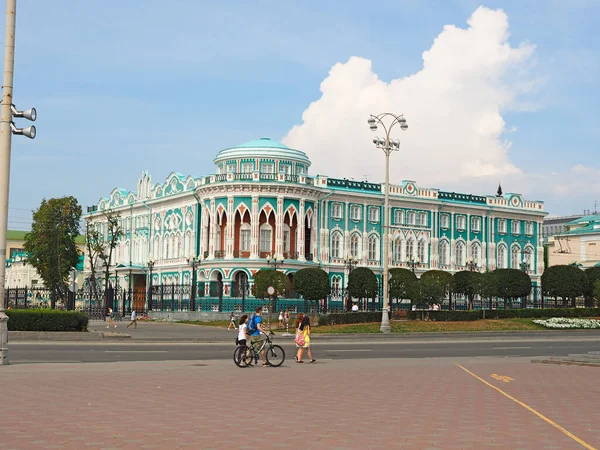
[{"x1": 496, "y1": 183, "x2": 503, "y2": 198}]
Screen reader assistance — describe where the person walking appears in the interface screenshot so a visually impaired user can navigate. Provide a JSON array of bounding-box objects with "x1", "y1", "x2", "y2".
[
  {"x1": 236, "y1": 315, "x2": 249, "y2": 346},
  {"x1": 284, "y1": 309, "x2": 290, "y2": 333},
  {"x1": 227, "y1": 311, "x2": 237, "y2": 330},
  {"x1": 126, "y1": 310, "x2": 137, "y2": 329},
  {"x1": 295, "y1": 314, "x2": 315, "y2": 364},
  {"x1": 278, "y1": 310, "x2": 284, "y2": 329},
  {"x1": 106, "y1": 308, "x2": 117, "y2": 328}
]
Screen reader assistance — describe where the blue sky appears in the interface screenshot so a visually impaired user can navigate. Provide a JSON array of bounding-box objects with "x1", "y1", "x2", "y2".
[{"x1": 3, "y1": 0, "x2": 599, "y2": 230}]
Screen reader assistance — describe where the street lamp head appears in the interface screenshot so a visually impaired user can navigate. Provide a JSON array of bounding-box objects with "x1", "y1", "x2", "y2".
[
  {"x1": 373, "y1": 137, "x2": 379, "y2": 145},
  {"x1": 401, "y1": 123, "x2": 408, "y2": 131},
  {"x1": 393, "y1": 139, "x2": 400, "y2": 148},
  {"x1": 398, "y1": 116, "x2": 407, "y2": 124},
  {"x1": 367, "y1": 116, "x2": 377, "y2": 131},
  {"x1": 10, "y1": 122, "x2": 36, "y2": 139},
  {"x1": 11, "y1": 104, "x2": 37, "y2": 122},
  {"x1": 415, "y1": 257, "x2": 420, "y2": 263},
  {"x1": 378, "y1": 138, "x2": 386, "y2": 146}
]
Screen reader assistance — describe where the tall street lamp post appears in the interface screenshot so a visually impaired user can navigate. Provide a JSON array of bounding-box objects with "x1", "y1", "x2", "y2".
[
  {"x1": 343, "y1": 252, "x2": 358, "y2": 310},
  {"x1": 266, "y1": 253, "x2": 284, "y2": 270},
  {"x1": 466, "y1": 258, "x2": 478, "y2": 272},
  {"x1": 187, "y1": 253, "x2": 200, "y2": 312},
  {"x1": 0, "y1": 0, "x2": 37, "y2": 365},
  {"x1": 147, "y1": 258, "x2": 155, "y2": 312},
  {"x1": 368, "y1": 113, "x2": 408, "y2": 333},
  {"x1": 408, "y1": 256, "x2": 420, "y2": 274}
]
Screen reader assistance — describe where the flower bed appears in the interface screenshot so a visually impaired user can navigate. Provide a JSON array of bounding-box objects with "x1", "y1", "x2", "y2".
[{"x1": 532, "y1": 318, "x2": 600, "y2": 329}]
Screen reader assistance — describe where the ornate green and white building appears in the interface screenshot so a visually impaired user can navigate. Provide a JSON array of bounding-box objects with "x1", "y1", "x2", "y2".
[{"x1": 84, "y1": 137, "x2": 546, "y2": 311}]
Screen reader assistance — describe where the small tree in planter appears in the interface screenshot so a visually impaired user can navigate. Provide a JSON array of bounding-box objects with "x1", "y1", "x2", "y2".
[
  {"x1": 418, "y1": 270, "x2": 453, "y2": 309},
  {"x1": 495, "y1": 269, "x2": 532, "y2": 309},
  {"x1": 583, "y1": 266, "x2": 600, "y2": 307},
  {"x1": 388, "y1": 268, "x2": 417, "y2": 313},
  {"x1": 293, "y1": 267, "x2": 331, "y2": 322},
  {"x1": 453, "y1": 271, "x2": 483, "y2": 310},
  {"x1": 347, "y1": 267, "x2": 378, "y2": 310},
  {"x1": 541, "y1": 265, "x2": 587, "y2": 307},
  {"x1": 251, "y1": 269, "x2": 287, "y2": 327}
]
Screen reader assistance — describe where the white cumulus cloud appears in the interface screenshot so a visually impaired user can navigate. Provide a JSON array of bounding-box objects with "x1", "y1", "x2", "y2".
[{"x1": 283, "y1": 6, "x2": 538, "y2": 191}]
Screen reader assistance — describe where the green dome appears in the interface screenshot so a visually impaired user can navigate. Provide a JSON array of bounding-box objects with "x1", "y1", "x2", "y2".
[{"x1": 214, "y1": 137, "x2": 311, "y2": 168}]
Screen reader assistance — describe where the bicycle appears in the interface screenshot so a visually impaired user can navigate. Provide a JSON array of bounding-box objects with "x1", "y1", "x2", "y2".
[{"x1": 233, "y1": 332, "x2": 285, "y2": 368}]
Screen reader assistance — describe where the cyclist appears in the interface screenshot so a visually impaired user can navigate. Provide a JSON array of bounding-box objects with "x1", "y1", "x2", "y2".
[{"x1": 249, "y1": 306, "x2": 269, "y2": 367}]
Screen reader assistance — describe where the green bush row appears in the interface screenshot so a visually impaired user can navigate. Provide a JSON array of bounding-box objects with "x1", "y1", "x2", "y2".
[
  {"x1": 318, "y1": 312, "x2": 382, "y2": 326},
  {"x1": 407, "y1": 308, "x2": 600, "y2": 321},
  {"x1": 6, "y1": 309, "x2": 88, "y2": 332}
]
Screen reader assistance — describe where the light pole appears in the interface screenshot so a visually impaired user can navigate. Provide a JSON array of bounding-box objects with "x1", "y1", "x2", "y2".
[
  {"x1": 343, "y1": 252, "x2": 358, "y2": 310},
  {"x1": 147, "y1": 258, "x2": 155, "y2": 312},
  {"x1": 466, "y1": 257, "x2": 478, "y2": 272},
  {"x1": 187, "y1": 253, "x2": 200, "y2": 311},
  {"x1": 368, "y1": 113, "x2": 408, "y2": 333},
  {"x1": 0, "y1": 0, "x2": 37, "y2": 366},
  {"x1": 408, "y1": 256, "x2": 420, "y2": 274},
  {"x1": 266, "y1": 253, "x2": 284, "y2": 270}
]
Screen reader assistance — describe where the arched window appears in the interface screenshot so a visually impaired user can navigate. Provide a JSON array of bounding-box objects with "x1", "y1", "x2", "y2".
[
  {"x1": 407, "y1": 211, "x2": 415, "y2": 225},
  {"x1": 368, "y1": 235, "x2": 379, "y2": 260},
  {"x1": 455, "y1": 241, "x2": 465, "y2": 267},
  {"x1": 417, "y1": 240, "x2": 426, "y2": 262},
  {"x1": 407, "y1": 239, "x2": 415, "y2": 260},
  {"x1": 471, "y1": 242, "x2": 481, "y2": 267},
  {"x1": 350, "y1": 233, "x2": 361, "y2": 258},
  {"x1": 497, "y1": 244, "x2": 507, "y2": 269},
  {"x1": 524, "y1": 246, "x2": 533, "y2": 270},
  {"x1": 164, "y1": 236, "x2": 170, "y2": 260},
  {"x1": 331, "y1": 232, "x2": 342, "y2": 258},
  {"x1": 153, "y1": 236, "x2": 160, "y2": 261},
  {"x1": 259, "y1": 223, "x2": 272, "y2": 253},
  {"x1": 393, "y1": 237, "x2": 403, "y2": 262},
  {"x1": 440, "y1": 240, "x2": 450, "y2": 266},
  {"x1": 511, "y1": 245, "x2": 520, "y2": 269},
  {"x1": 186, "y1": 231, "x2": 193, "y2": 257},
  {"x1": 240, "y1": 223, "x2": 251, "y2": 252},
  {"x1": 420, "y1": 213, "x2": 427, "y2": 227},
  {"x1": 331, "y1": 276, "x2": 342, "y2": 292},
  {"x1": 283, "y1": 224, "x2": 291, "y2": 252}
]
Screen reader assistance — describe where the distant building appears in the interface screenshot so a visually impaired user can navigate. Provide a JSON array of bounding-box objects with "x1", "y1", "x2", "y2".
[
  {"x1": 542, "y1": 215, "x2": 583, "y2": 242},
  {"x1": 546, "y1": 214, "x2": 600, "y2": 268}
]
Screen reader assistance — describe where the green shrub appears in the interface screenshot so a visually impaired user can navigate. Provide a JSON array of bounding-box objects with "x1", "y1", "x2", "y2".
[
  {"x1": 318, "y1": 312, "x2": 381, "y2": 326},
  {"x1": 406, "y1": 308, "x2": 600, "y2": 321},
  {"x1": 6, "y1": 309, "x2": 88, "y2": 331},
  {"x1": 407, "y1": 310, "x2": 480, "y2": 321}
]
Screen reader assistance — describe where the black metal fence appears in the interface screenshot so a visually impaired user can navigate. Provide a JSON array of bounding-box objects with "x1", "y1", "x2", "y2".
[{"x1": 4, "y1": 284, "x2": 597, "y2": 316}]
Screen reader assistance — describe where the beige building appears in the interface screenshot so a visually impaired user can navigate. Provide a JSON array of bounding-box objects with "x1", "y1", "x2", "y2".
[{"x1": 546, "y1": 214, "x2": 600, "y2": 269}]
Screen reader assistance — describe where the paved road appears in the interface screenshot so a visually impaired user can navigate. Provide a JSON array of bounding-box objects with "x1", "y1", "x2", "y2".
[{"x1": 8, "y1": 335, "x2": 600, "y2": 363}]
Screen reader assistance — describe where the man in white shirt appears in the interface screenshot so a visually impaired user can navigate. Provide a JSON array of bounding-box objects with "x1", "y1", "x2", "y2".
[
  {"x1": 351, "y1": 303, "x2": 359, "y2": 312},
  {"x1": 127, "y1": 310, "x2": 137, "y2": 329}
]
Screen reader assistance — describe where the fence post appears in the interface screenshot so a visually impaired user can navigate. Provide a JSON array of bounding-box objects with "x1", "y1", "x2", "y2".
[{"x1": 0, "y1": 307, "x2": 8, "y2": 365}]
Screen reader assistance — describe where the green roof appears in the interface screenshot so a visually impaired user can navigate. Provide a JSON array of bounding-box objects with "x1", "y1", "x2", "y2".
[
  {"x1": 566, "y1": 214, "x2": 600, "y2": 226},
  {"x1": 8, "y1": 229, "x2": 85, "y2": 245}
]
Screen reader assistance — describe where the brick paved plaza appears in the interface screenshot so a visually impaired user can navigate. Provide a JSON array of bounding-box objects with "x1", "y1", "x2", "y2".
[{"x1": 1, "y1": 356, "x2": 599, "y2": 449}]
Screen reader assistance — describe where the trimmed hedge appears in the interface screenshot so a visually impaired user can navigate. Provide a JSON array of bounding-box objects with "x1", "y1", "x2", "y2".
[
  {"x1": 6, "y1": 309, "x2": 88, "y2": 332},
  {"x1": 318, "y1": 312, "x2": 382, "y2": 326},
  {"x1": 407, "y1": 308, "x2": 600, "y2": 321}
]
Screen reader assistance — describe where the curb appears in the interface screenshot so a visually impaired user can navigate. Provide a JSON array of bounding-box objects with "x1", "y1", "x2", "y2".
[{"x1": 8, "y1": 331, "x2": 132, "y2": 341}]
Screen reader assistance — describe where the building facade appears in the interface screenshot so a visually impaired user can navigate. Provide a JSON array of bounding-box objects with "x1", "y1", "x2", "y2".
[
  {"x1": 84, "y1": 138, "x2": 546, "y2": 311},
  {"x1": 546, "y1": 214, "x2": 600, "y2": 269}
]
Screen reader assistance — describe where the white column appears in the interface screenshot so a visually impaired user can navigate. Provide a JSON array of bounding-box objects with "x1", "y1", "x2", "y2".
[
  {"x1": 275, "y1": 196, "x2": 284, "y2": 256},
  {"x1": 225, "y1": 196, "x2": 234, "y2": 259},
  {"x1": 450, "y1": 212, "x2": 455, "y2": 270},
  {"x1": 312, "y1": 203, "x2": 318, "y2": 261},
  {"x1": 250, "y1": 196, "x2": 259, "y2": 259},
  {"x1": 298, "y1": 199, "x2": 306, "y2": 261},
  {"x1": 208, "y1": 198, "x2": 216, "y2": 259}
]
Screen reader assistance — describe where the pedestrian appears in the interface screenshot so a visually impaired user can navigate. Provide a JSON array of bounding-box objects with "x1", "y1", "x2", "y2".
[
  {"x1": 278, "y1": 310, "x2": 284, "y2": 328},
  {"x1": 284, "y1": 309, "x2": 290, "y2": 333},
  {"x1": 295, "y1": 314, "x2": 315, "y2": 364},
  {"x1": 236, "y1": 315, "x2": 249, "y2": 346},
  {"x1": 352, "y1": 303, "x2": 359, "y2": 312},
  {"x1": 228, "y1": 311, "x2": 237, "y2": 330},
  {"x1": 126, "y1": 310, "x2": 137, "y2": 329},
  {"x1": 106, "y1": 307, "x2": 117, "y2": 328}
]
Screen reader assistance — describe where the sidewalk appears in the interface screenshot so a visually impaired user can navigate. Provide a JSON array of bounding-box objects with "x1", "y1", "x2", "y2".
[{"x1": 1, "y1": 356, "x2": 599, "y2": 449}]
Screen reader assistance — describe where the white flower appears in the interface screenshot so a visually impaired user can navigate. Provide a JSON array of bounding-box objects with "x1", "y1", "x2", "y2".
[{"x1": 533, "y1": 318, "x2": 600, "y2": 329}]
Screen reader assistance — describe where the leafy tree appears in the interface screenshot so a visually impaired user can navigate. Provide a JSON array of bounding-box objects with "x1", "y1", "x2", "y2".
[
  {"x1": 417, "y1": 270, "x2": 453, "y2": 308},
  {"x1": 24, "y1": 196, "x2": 82, "y2": 308},
  {"x1": 479, "y1": 271, "x2": 499, "y2": 304},
  {"x1": 541, "y1": 265, "x2": 587, "y2": 307},
  {"x1": 453, "y1": 271, "x2": 483, "y2": 310},
  {"x1": 84, "y1": 217, "x2": 103, "y2": 305},
  {"x1": 252, "y1": 269, "x2": 287, "y2": 326},
  {"x1": 495, "y1": 269, "x2": 532, "y2": 308},
  {"x1": 583, "y1": 267, "x2": 600, "y2": 307},
  {"x1": 388, "y1": 268, "x2": 417, "y2": 303},
  {"x1": 293, "y1": 267, "x2": 330, "y2": 315},
  {"x1": 594, "y1": 280, "x2": 600, "y2": 304},
  {"x1": 347, "y1": 267, "x2": 379, "y2": 301}
]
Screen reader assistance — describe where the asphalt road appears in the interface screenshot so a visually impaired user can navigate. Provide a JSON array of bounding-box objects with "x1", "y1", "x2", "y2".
[{"x1": 7, "y1": 335, "x2": 600, "y2": 364}]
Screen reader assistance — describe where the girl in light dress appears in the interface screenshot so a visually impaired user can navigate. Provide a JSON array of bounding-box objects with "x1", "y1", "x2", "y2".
[{"x1": 295, "y1": 314, "x2": 315, "y2": 364}]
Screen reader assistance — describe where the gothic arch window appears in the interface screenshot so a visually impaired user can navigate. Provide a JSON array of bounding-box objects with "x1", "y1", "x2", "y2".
[
  {"x1": 393, "y1": 237, "x2": 403, "y2": 262},
  {"x1": 497, "y1": 244, "x2": 507, "y2": 269},
  {"x1": 407, "y1": 239, "x2": 415, "y2": 260},
  {"x1": 471, "y1": 242, "x2": 482, "y2": 266},
  {"x1": 350, "y1": 233, "x2": 361, "y2": 259},
  {"x1": 417, "y1": 239, "x2": 426, "y2": 262},
  {"x1": 331, "y1": 231, "x2": 343, "y2": 259},
  {"x1": 368, "y1": 234, "x2": 379, "y2": 260},
  {"x1": 240, "y1": 223, "x2": 251, "y2": 252},
  {"x1": 511, "y1": 245, "x2": 521, "y2": 269},
  {"x1": 455, "y1": 241, "x2": 466, "y2": 267},
  {"x1": 283, "y1": 224, "x2": 291, "y2": 252},
  {"x1": 440, "y1": 240, "x2": 450, "y2": 266},
  {"x1": 186, "y1": 231, "x2": 193, "y2": 257},
  {"x1": 259, "y1": 223, "x2": 272, "y2": 253}
]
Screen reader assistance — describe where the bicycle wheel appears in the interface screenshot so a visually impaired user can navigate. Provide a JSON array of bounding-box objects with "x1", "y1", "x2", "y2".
[
  {"x1": 233, "y1": 345, "x2": 251, "y2": 368},
  {"x1": 266, "y1": 344, "x2": 285, "y2": 367}
]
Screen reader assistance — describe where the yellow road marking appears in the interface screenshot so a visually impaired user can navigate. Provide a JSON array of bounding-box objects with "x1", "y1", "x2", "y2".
[
  {"x1": 455, "y1": 363, "x2": 597, "y2": 450},
  {"x1": 491, "y1": 373, "x2": 514, "y2": 383}
]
